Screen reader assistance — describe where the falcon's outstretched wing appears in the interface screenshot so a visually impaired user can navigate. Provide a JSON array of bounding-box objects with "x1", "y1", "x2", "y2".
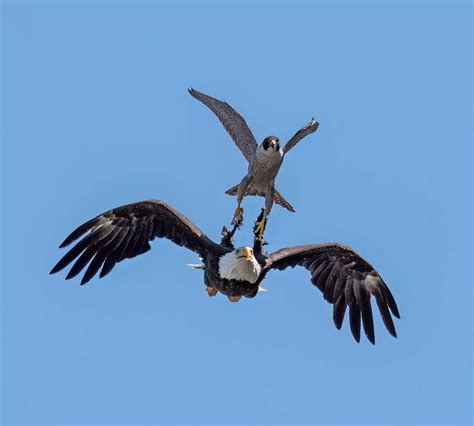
[
  {"x1": 265, "y1": 244, "x2": 400, "y2": 344},
  {"x1": 189, "y1": 88, "x2": 258, "y2": 163},
  {"x1": 283, "y1": 117, "x2": 319, "y2": 154},
  {"x1": 50, "y1": 200, "x2": 224, "y2": 285}
]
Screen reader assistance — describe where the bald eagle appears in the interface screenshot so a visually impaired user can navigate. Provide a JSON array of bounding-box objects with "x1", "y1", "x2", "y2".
[{"x1": 50, "y1": 200, "x2": 400, "y2": 344}]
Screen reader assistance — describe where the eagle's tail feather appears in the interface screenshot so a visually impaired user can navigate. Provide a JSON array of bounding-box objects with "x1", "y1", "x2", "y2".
[{"x1": 224, "y1": 184, "x2": 295, "y2": 213}]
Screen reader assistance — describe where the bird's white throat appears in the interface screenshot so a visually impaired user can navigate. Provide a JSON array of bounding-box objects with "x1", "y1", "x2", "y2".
[
  {"x1": 256, "y1": 145, "x2": 283, "y2": 164},
  {"x1": 218, "y1": 249, "x2": 261, "y2": 284}
]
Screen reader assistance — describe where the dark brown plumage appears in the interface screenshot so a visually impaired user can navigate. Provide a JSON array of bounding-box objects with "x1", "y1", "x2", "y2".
[
  {"x1": 264, "y1": 242, "x2": 400, "y2": 343},
  {"x1": 51, "y1": 201, "x2": 400, "y2": 344},
  {"x1": 50, "y1": 200, "x2": 225, "y2": 285}
]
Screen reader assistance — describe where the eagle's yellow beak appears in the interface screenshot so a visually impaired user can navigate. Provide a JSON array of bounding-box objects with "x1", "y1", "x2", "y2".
[
  {"x1": 237, "y1": 247, "x2": 253, "y2": 261},
  {"x1": 243, "y1": 247, "x2": 253, "y2": 261}
]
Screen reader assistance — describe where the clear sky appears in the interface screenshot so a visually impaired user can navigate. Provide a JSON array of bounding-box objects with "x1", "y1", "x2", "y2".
[{"x1": 2, "y1": 1, "x2": 472, "y2": 425}]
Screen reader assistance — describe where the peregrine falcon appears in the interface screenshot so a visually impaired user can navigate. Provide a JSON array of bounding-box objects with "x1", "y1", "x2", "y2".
[
  {"x1": 189, "y1": 88, "x2": 319, "y2": 239},
  {"x1": 51, "y1": 200, "x2": 400, "y2": 344}
]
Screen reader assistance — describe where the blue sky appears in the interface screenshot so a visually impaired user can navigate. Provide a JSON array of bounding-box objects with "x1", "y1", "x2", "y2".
[{"x1": 2, "y1": 1, "x2": 472, "y2": 425}]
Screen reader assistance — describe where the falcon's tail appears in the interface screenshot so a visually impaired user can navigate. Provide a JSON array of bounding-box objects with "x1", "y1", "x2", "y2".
[{"x1": 225, "y1": 184, "x2": 295, "y2": 212}]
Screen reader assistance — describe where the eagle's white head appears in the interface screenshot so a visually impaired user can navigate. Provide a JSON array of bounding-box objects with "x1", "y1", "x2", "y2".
[{"x1": 218, "y1": 246, "x2": 262, "y2": 284}]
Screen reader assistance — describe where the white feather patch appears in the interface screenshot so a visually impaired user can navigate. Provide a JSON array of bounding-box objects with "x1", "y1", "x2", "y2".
[
  {"x1": 256, "y1": 145, "x2": 283, "y2": 165},
  {"x1": 218, "y1": 251, "x2": 261, "y2": 284}
]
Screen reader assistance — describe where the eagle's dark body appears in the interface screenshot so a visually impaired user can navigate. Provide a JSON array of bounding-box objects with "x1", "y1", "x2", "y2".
[
  {"x1": 198, "y1": 222, "x2": 263, "y2": 298},
  {"x1": 203, "y1": 258, "x2": 260, "y2": 298},
  {"x1": 51, "y1": 200, "x2": 400, "y2": 344}
]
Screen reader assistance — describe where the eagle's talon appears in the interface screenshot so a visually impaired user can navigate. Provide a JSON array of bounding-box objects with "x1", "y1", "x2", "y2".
[
  {"x1": 206, "y1": 287, "x2": 218, "y2": 297},
  {"x1": 228, "y1": 296, "x2": 242, "y2": 302},
  {"x1": 232, "y1": 206, "x2": 244, "y2": 226}
]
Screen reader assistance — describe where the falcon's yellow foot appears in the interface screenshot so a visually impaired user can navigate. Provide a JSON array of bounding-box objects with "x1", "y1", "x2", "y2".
[
  {"x1": 206, "y1": 287, "x2": 218, "y2": 297},
  {"x1": 228, "y1": 296, "x2": 242, "y2": 302},
  {"x1": 254, "y1": 219, "x2": 266, "y2": 240},
  {"x1": 231, "y1": 206, "x2": 244, "y2": 226}
]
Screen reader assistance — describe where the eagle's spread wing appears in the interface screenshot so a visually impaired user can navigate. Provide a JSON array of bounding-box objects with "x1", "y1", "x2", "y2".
[
  {"x1": 283, "y1": 117, "x2": 319, "y2": 154},
  {"x1": 265, "y1": 243, "x2": 400, "y2": 344},
  {"x1": 50, "y1": 200, "x2": 224, "y2": 285},
  {"x1": 189, "y1": 88, "x2": 258, "y2": 163}
]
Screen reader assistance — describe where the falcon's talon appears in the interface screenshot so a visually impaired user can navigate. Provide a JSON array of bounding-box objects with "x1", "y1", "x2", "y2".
[
  {"x1": 254, "y1": 219, "x2": 266, "y2": 240},
  {"x1": 228, "y1": 296, "x2": 242, "y2": 302},
  {"x1": 231, "y1": 206, "x2": 244, "y2": 226},
  {"x1": 206, "y1": 287, "x2": 218, "y2": 297}
]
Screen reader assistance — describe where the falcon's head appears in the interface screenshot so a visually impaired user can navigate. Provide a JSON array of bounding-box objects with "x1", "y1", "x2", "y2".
[
  {"x1": 218, "y1": 247, "x2": 262, "y2": 284},
  {"x1": 261, "y1": 136, "x2": 280, "y2": 151}
]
